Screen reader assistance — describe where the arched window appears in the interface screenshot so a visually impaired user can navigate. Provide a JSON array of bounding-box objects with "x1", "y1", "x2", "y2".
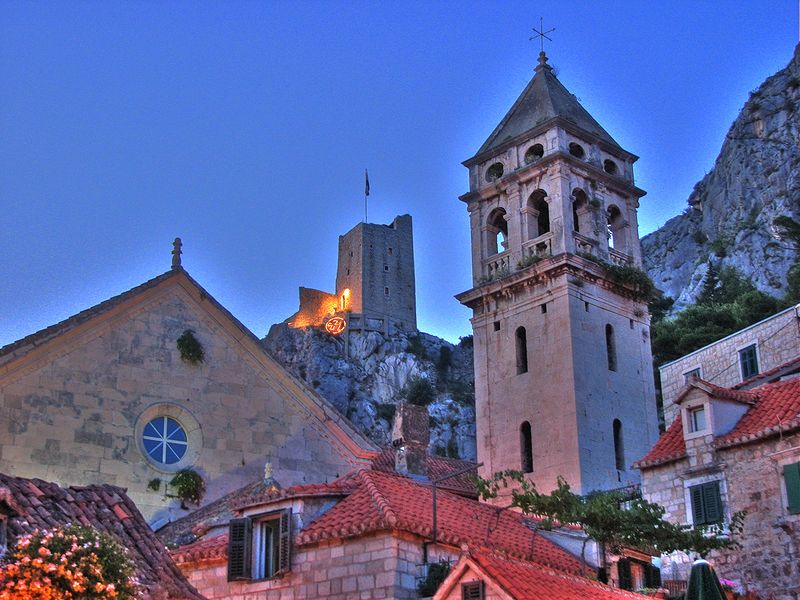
[
  {"x1": 607, "y1": 205, "x2": 627, "y2": 252},
  {"x1": 515, "y1": 326, "x2": 528, "y2": 374},
  {"x1": 526, "y1": 190, "x2": 549, "y2": 239},
  {"x1": 486, "y1": 208, "x2": 508, "y2": 256},
  {"x1": 613, "y1": 419, "x2": 625, "y2": 471},
  {"x1": 520, "y1": 422, "x2": 533, "y2": 473},
  {"x1": 524, "y1": 144, "x2": 544, "y2": 164},
  {"x1": 606, "y1": 324, "x2": 617, "y2": 372},
  {"x1": 572, "y1": 188, "x2": 589, "y2": 234}
]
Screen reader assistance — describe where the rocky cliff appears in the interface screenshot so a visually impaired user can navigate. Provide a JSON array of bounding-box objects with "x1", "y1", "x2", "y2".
[
  {"x1": 264, "y1": 325, "x2": 477, "y2": 461},
  {"x1": 642, "y1": 46, "x2": 800, "y2": 308}
]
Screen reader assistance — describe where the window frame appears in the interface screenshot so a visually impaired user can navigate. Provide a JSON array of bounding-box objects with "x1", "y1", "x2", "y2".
[
  {"x1": 227, "y1": 509, "x2": 292, "y2": 582},
  {"x1": 683, "y1": 367, "x2": 702, "y2": 384},
  {"x1": 737, "y1": 343, "x2": 760, "y2": 381},
  {"x1": 684, "y1": 477, "x2": 726, "y2": 527},
  {"x1": 783, "y1": 461, "x2": 800, "y2": 515}
]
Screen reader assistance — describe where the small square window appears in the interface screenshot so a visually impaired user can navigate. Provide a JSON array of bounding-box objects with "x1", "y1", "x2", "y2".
[
  {"x1": 461, "y1": 581, "x2": 485, "y2": 600},
  {"x1": 739, "y1": 344, "x2": 759, "y2": 380},
  {"x1": 384, "y1": 287, "x2": 390, "y2": 296},
  {"x1": 349, "y1": 251, "x2": 353, "y2": 257},
  {"x1": 493, "y1": 321, "x2": 500, "y2": 331},
  {"x1": 584, "y1": 302, "x2": 589, "y2": 312},
  {"x1": 388, "y1": 247, "x2": 393, "y2": 255},
  {"x1": 688, "y1": 406, "x2": 706, "y2": 433},
  {"x1": 540, "y1": 304, "x2": 547, "y2": 314},
  {"x1": 384, "y1": 265, "x2": 389, "y2": 272},
  {"x1": 629, "y1": 319, "x2": 634, "y2": 329},
  {"x1": 684, "y1": 368, "x2": 701, "y2": 384}
]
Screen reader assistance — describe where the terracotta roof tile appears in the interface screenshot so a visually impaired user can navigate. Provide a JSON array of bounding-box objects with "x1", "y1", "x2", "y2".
[
  {"x1": 633, "y1": 418, "x2": 687, "y2": 469},
  {"x1": 172, "y1": 534, "x2": 229, "y2": 566},
  {"x1": 714, "y1": 377, "x2": 800, "y2": 448},
  {"x1": 0, "y1": 472, "x2": 203, "y2": 599},
  {"x1": 674, "y1": 379, "x2": 757, "y2": 406},
  {"x1": 297, "y1": 470, "x2": 586, "y2": 575},
  {"x1": 460, "y1": 549, "x2": 648, "y2": 599}
]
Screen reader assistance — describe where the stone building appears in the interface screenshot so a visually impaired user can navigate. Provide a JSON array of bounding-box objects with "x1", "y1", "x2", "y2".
[
  {"x1": 0, "y1": 252, "x2": 377, "y2": 527},
  {"x1": 636, "y1": 376, "x2": 800, "y2": 598},
  {"x1": 288, "y1": 214, "x2": 417, "y2": 334},
  {"x1": 456, "y1": 51, "x2": 659, "y2": 496},
  {"x1": 659, "y1": 303, "x2": 800, "y2": 425}
]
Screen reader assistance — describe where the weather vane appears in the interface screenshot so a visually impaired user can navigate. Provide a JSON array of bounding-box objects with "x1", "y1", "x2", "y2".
[{"x1": 530, "y1": 17, "x2": 555, "y2": 54}]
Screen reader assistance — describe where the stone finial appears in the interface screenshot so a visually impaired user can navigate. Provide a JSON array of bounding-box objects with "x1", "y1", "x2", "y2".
[
  {"x1": 538, "y1": 51, "x2": 548, "y2": 66},
  {"x1": 263, "y1": 459, "x2": 280, "y2": 493},
  {"x1": 264, "y1": 460, "x2": 273, "y2": 481},
  {"x1": 171, "y1": 238, "x2": 182, "y2": 270}
]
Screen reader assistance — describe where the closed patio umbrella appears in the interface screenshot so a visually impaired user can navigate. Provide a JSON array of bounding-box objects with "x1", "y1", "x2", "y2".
[{"x1": 685, "y1": 559, "x2": 726, "y2": 600}]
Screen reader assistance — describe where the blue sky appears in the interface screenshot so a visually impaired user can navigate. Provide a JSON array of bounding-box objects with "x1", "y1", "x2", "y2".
[{"x1": 1, "y1": 1, "x2": 797, "y2": 345}]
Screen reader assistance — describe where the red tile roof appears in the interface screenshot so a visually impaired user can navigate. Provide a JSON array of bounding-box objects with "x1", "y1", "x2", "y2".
[
  {"x1": 0, "y1": 473, "x2": 203, "y2": 599},
  {"x1": 370, "y1": 446, "x2": 478, "y2": 497},
  {"x1": 296, "y1": 470, "x2": 587, "y2": 574},
  {"x1": 714, "y1": 378, "x2": 800, "y2": 449},
  {"x1": 442, "y1": 549, "x2": 647, "y2": 600},
  {"x1": 172, "y1": 534, "x2": 229, "y2": 566},
  {"x1": 674, "y1": 379, "x2": 757, "y2": 406},
  {"x1": 637, "y1": 377, "x2": 800, "y2": 469},
  {"x1": 634, "y1": 418, "x2": 687, "y2": 469}
]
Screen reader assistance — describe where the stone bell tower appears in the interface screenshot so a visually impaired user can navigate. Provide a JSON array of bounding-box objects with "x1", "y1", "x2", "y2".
[{"x1": 456, "y1": 52, "x2": 659, "y2": 496}]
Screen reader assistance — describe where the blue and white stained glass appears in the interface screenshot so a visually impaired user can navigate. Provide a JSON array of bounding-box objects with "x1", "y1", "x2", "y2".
[{"x1": 142, "y1": 417, "x2": 188, "y2": 464}]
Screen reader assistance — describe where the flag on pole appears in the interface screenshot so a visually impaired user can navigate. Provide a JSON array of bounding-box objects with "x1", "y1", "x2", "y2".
[{"x1": 365, "y1": 169, "x2": 370, "y2": 197}]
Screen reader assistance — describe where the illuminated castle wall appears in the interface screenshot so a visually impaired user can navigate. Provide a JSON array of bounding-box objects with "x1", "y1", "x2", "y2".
[{"x1": 288, "y1": 215, "x2": 417, "y2": 334}]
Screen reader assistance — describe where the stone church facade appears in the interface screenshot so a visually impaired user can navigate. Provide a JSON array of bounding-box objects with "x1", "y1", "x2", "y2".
[
  {"x1": 457, "y1": 51, "x2": 659, "y2": 496},
  {"x1": 0, "y1": 263, "x2": 376, "y2": 527}
]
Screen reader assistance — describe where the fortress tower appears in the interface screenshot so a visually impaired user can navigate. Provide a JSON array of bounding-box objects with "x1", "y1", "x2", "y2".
[
  {"x1": 336, "y1": 214, "x2": 417, "y2": 333},
  {"x1": 456, "y1": 52, "x2": 659, "y2": 495}
]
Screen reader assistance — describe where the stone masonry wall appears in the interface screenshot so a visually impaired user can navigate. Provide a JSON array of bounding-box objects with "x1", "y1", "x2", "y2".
[
  {"x1": 641, "y1": 431, "x2": 800, "y2": 599},
  {"x1": 184, "y1": 532, "x2": 444, "y2": 599},
  {"x1": 0, "y1": 284, "x2": 363, "y2": 526},
  {"x1": 660, "y1": 305, "x2": 800, "y2": 425}
]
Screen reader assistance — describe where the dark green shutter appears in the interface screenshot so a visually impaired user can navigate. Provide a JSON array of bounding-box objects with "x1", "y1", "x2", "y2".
[
  {"x1": 784, "y1": 462, "x2": 800, "y2": 514},
  {"x1": 227, "y1": 518, "x2": 252, "y2": 581},
  {"x1": 644, "y1": 563, "x2": 662, "y2": 588},
  {"x1": 277, "y1": 509, "x2": 292, "y2": 574},
  {"x1": 691, "y1": 485, "x2": 705, "y2": 524},
  {"x1": 617, "y1": 558, "x2": 632, "y2": 590},
  {"x1": 703, "y1": 481, "x2": 722, "y2": 524}
]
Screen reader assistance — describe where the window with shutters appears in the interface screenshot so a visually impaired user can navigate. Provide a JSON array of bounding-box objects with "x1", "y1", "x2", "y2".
[
  {"x1": 227, "y1": 509, "x2": 292, "y2": 581},
  {"x1": 738, "y1": 344, "x2": 759, "y2": 380},
  {"x1": 783, "y1": 462, "x2": 800, "y2": 515},
  {"x1": 689, "y1": 480, "x2": 723, "y2": 526},
  {"x1": 461, "y1": 581, "x2": 484, "y2": 600}
]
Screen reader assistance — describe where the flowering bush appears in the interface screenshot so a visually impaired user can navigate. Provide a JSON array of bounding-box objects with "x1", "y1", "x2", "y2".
[{"x1": 0, "y1": 524, "x2": 136, "y2": 599}]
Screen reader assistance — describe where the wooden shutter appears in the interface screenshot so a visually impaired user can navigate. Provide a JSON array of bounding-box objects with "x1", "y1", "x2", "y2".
[
  {"x1": 784, "y1": 462, "x2": 800, "y2": 514},
  {"x1": 644, "y1": 563, "x2": 662, "y2": 588},
  {"x1": 690, "y1": 484, "x2": 705, "y2": 524},
  {"x1": 617, "y1": 558, "x2": 632, "y2": 590},
  {"x1": 461, "y1": 581, "x2": 484, "y2": 600},
  {"x1": 276, "y1": 509, "x2": 292, "y2": 575},
  {"x1": 227, "y1": 518, "x2": 252, "y2": 581},
  {"x1": 703, "y1": 481, "x2": 722, "y2": 524}
]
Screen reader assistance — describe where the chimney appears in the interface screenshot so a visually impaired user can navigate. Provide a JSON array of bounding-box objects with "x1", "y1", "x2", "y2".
[{"x1": 392, "y1": 402, "x2": 430, "y2": 478}]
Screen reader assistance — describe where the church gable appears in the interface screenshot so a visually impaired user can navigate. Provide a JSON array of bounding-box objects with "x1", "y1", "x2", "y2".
[{"x1": 0, "y1": 269, "x2": 376, "y2": 525}]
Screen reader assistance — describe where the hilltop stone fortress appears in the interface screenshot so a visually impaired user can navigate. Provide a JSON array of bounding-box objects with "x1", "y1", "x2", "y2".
[{"x1": 288, "y1": 214, "x2": 417, "y2": 335}]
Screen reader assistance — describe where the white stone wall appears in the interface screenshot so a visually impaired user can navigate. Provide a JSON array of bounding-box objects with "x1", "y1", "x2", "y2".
[
  {"x1": 641, "y1": 431, "x2": 800, "y2": 599},
  {"x1": 184, "y1": 532, "x2": 451, "y2": 599},
  {"x1": 660, "y1": 305, "x2": 800, "y2": 425},
  {"x1": 0, "y1": 284, "x2": 367, "y2": 524}
]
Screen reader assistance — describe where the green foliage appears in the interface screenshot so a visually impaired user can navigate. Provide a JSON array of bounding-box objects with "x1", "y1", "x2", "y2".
[
  {"x1": 401, "y1": 376, "x2": 436, "y2": 407},
  {"x1": 147, "y1": 478, "x2": 161, "y2": 492},
  {"x1": 517, "y1": 254, "x2": 543, "y2": 269},
  {"x1": 458, "y1": 335, "x2": 473, "y2": 348},
  {"x1": 448, "y1": 380, "x2": 475, "y2": 406},
  {"x1": 652, "y1": 265, "x2": 788, "y2": 366},
  {"x1": 708, "y1": 233, "x2": 734, "y2": 257},
  {"x1": 691, "y1": 230, "x2": 708, "y2": 245},
  {"x1": 176, "y1": 329, "x2": 204, "y2": 365},
  {"x1": 436, "y1": 345, "x2": 452, "y2": 379},
  {"x1": 170, "y1": 469, "x2": 205, "y2": 507},
  {"x1": 417, "y1": 560, "x2": 451, "y2": 596},
  {"x1": 405, "y1": 335, "x2": 428, "y2": 361},
  {"x1": 476, "y1": 473, "x2": 745, "y2": 558},
  {"x1": 375, "y1": 403, "x2": 396, "y2": 423},
  {"x1": 576, "y1": 252, "x2": 655, "y2": 301}
]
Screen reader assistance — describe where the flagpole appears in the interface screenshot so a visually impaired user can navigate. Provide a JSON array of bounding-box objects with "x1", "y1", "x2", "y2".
[{"x1": 364, "y1": 168, "x2": 370, "y2": 223}]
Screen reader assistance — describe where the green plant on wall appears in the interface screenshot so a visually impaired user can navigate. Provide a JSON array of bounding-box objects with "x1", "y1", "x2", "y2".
[
  {"x1": 177, "y1": 329, "x2": 204, "y2": 365},
  {"x1": 170, "y1": 469, "x2": 205, "y2": 508},
  {"x1": 147, "y1": 478, "x2": 161, "y2": 492}
]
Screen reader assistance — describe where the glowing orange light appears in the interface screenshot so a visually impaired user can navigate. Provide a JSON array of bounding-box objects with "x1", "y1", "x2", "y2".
[
  {"x1": 324, "y1": 316, "x2": 347, "y2": 335},
  {"x1": 340, "y1": 288, "x2": 351, "y2": 311}
]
